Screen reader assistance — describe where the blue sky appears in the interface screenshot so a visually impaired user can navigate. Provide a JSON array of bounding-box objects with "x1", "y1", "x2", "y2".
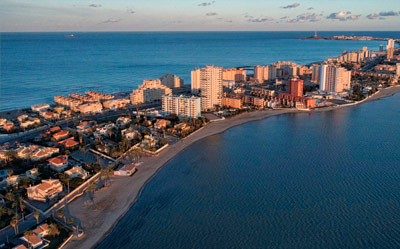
[{"x1": 1, "y1": 0, "x2": 400, "y2": 31}]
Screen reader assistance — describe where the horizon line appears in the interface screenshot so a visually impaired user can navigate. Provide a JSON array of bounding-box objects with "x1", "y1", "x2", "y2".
[{"x1": 1, "y1": 30, "x2": 399, "y2": 33}]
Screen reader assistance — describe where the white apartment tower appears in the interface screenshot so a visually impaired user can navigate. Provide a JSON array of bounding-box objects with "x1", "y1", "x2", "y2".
[
  {"x1": 162, "y1": 95, "x2": 201, "y2": 119},
  {"x1": 191, "y1": 66, "x2": 223, "y2": 110},
  {"x1": 319, "y1": 64, "x2": 351, "y2": 93}
]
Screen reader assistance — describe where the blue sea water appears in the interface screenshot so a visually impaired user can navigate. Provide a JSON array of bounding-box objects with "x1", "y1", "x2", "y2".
[
  {"x1": 96, "y1": 93, "x2": 400, "y2": 249},
  {"x1": 1, "y1": 31, "x2": 399, "y2": 111}
]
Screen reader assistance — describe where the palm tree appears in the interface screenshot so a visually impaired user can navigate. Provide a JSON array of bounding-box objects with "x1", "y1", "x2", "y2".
[
  {"x1": 48, "y1": 223, "x2": 60, "y2": 237},
  {"x1": 34, "y1": 210, "x2": 40, "y2": 225},
  {"x1": 10, "y1": 215, "x2": 19, "y2": 235},
  {"x1": 56, "y1": 209, "x2": 64, "y2": 221},
  {"x1": 24, "y1": 230, "x2": 34, "y2": 249},
  {"x1": 19, "y1": 198, "x2": 25, "y2": 220},
  {"x1": 67, "y1": 217, "x2": 74, "y2": 225}
]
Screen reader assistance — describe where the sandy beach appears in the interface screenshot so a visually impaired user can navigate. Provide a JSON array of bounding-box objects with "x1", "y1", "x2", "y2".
[{"x1": 64, "y1": 85, "x2": 400, "y2": 249}]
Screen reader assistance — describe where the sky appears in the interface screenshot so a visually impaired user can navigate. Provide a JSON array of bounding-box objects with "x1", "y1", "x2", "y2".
[{"x1": 1, "y1": 0, "x2": 400, "y2": 32}]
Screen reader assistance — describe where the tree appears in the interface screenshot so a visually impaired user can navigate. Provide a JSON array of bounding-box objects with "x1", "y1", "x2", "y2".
[
  {"x1": 67, "y1": 217, "x2": 74, "y2": 225},
  {"x1": 34, "y1": 210, "x2": 40, "y2": 225},
  {"x1": 10, "y1": 215, "x2": 19, "y2": 235},
  {"x1": 48, "y1": 223, "x2": 60, "y2": 237},
  {"x1": 19, "y1": 198, "x2": 25, "y2": 220},
  {"x1": 56, "y1": 209, "x2": 64, "y2": 220}
]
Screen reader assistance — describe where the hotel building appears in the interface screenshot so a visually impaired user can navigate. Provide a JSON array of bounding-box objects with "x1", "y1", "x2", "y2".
[
  {"x1": 222, "y1": 68, "x2": 246, "y2": 82},
  {"x1": 130, "y1": 80, "x2": 172, "y2": 105},
  {"x1": 287, "y1": 79, "x2": 303, "y2": 97},
  {"x1": 160, "y1": 74, "x2": 184, "y2": 89},
  {"x1": 387, "y1": 39, "x2": 395, "y2": 60},
  {"x1": 319, "y1": 64, "x2": 351, "y2": 93},
  {"x1": 162, "y1": 95, "x2": 201, "y2": 119},
  {"x1": 191, "y1": 66, "x2": 223, "y2": 110}
]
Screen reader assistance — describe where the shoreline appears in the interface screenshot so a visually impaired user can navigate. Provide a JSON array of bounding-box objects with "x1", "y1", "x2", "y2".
[{"x1": 64, "y1": 85, "x2": 400, "y2": 249}]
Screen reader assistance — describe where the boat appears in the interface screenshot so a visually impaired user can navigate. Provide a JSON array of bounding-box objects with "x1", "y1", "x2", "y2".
[{"x1": 64, "y1": 34, "x2": 75, "y2": 38}]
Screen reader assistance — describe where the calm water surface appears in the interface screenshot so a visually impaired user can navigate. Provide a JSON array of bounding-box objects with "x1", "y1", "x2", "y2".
[{"x1": 97, "y1": 93, "x2": 400, "y2": 249}]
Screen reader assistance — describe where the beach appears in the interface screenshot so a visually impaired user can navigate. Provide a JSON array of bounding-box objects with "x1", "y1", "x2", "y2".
[{"x1": 64, "y1": 85, "x2": 400, "y2": 249}]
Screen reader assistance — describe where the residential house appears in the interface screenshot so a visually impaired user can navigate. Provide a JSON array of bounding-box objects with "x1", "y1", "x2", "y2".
[
  {"x1": 33, "y1": 223, "x2": 49, "y2": 238},
  {"x1": 26, "y1": 168, "x2": 39, "y2": 179},
  {"x1": 76, "y1": 121, "x2": 97, "y2": 133},
  {"x1": 121, "y1": 128, "x2": 139, "y2": 141},
  {"x1": 154, "y1": 119, "x2": 171, "y2": 130},
  {"x1": 65, "y1": 166, "x2": 89, "y2": 179},
  {"x1": 6, "y1": 175, "x2": 20, "y2": 186},
  {"x1": 116, "y1": 116, "x2": 131, "y2": 127},
  {"x1": 30, "y1": 147, "x2": 59, "y2": 161},
  {"x1": 48, "y1": 155, "x2": 68, "y2": 172},
  {"x1": 27, "y1": 179, "x2": 63, "y2": 202},
  {"x1": 58, "y1": 137, "x2": 79, "y2": 149},
  {"x1": 20, "y1": 233, "x2": 43, "y2": 249},
  {"x1": 20, "y1": 118, "x2": 41, "y2": 129},
  {"x1": 114, "y1": 164, "x2": 136, "y2": 176},
  {"x1": 3, "y1": 122, "x2": 14, "y2": 132},
  {"x1": 17, "y1": 115, "x2": 29, "y2": 122},
  {"x1": 53, "y1": 130, "x2": 69, "y2": 141}
]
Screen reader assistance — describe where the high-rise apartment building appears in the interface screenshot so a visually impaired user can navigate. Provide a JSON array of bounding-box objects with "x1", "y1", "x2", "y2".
[
  {"x1": 162, "y1": 95, "x2": 201, "y2": 119},
  {"x1": 254, "y1": 65, "x2": 269, "y2": 83},
  {"x1": 287, "y1": 79, "x2": 303, "y2": 97},
  {"x1": 387, "y1": 39, "x2": 395, "y2": 60},
  {"x1": 222, "y1": 68, "x2": 246, "y2": 82},
  {"x1": 191, "y1": 66, "x2": 223, "y2": 110},
  {"x1": 160, "y1": 74, "x2": 184, "y2": 89},
  {"x1": 319, "y1": 64, "x2": 351, "y2": 93},
  {"x1": 396, "y1": 63, "x2": 400, "y2": 76},
  {"x1": 191, "y1": 68, "x2": 201, "y2": 94},
  {"x1": 130, "y1": 80, "x2": 172, "y2": 105},
  {"x1": 311, "y1": 64, "x2": 320, "y2": 83}
]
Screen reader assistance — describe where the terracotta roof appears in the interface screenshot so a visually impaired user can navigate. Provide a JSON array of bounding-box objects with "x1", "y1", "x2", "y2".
[
  {"x1": 58, "y1": 137, "x2": 79, "y2": 148},
  {"x1": 53, "y1": 130, "x2": 69, "y2": 140},
  {"x1": 48, "y1": 155, "x2": 68, "y2": 166},
  {"x1": 49, "y1": 126, "x2": 61, "y2": 132},
  {"x1": 23, "y1": 233, "x2": 42, "y2": 245}
]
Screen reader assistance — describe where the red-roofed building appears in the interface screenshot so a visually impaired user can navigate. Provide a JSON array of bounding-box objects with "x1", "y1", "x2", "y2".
[
  {"x1": 53, "y1": 130, "x2": 69, "y2": 141},
  {"x1": 21, "y1": 233, "x2": 43, "y2": 248},
  {"x1": 58, "y1": 137, "x2": 79, "y2": 149},
  {"x1": 48, "y1": 155, "x2": 68, "y2": 172},
  {"x1": 278, "y1": 93, "x2": 316, "y2": 109},
  {"x1": 27, "y1": 179, "x2": 63, "y2": 202}
]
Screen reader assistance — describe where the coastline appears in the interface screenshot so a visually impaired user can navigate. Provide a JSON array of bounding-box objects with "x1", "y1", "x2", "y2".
[{"x1": 64, "y1": 85, "x2": 400, "y2": 249}]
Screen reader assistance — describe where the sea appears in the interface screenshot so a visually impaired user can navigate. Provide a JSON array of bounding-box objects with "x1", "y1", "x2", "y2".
[
  {"x1": 96, "y1": 93, "x2": 400, "y2": 249},
  {"x1": 1, "y1": 31, "x2": 399, "y2": 112},
  {"x1": 2, "y1": 31, "x2": 400, "y2": 248}
]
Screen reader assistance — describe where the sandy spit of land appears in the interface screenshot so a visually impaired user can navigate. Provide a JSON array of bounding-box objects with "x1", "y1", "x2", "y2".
[{"x1": 64, "y1": 85, "x2": 400, "y2": 249}]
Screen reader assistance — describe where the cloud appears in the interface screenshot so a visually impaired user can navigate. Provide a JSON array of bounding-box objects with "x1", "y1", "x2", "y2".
[
  {"x1": 89, "y1": 4, "x2": 101, "y2": 8},
  {"x1": 247, "y1": 17, "x2": 274, "y2": 23},
  {"x1": 366, "y1": 13, "x2": 378, "y2": 19},
  {"x1": 127, "y1": 9, "x2": 135, "y2": 14},
  {"x1": 282, "y1": 3, "x2": 300, "y2": 9},
  {"x1": 100, "y1": 18, "x2": 122, "y2": 24},
  {"x1": 244, "y1": 13, "x2": 254, "y2": 18},
  {"x1": 206, "y1": 12, "x2": 217, "y2": 16},
  {"x1": 379, "y1": 11, "x2": 399, "y2": 16},
  {"x1": 287, "y1": 12, "x2": 320, "y2": 23},
  {"x1": 307, "y1": 7, "x2": 314, "y2": 10},
  {"x1": 326, "y1": 11, "x2": 353, "y2": 21},
  {"x1": 280, "y1": 16, "x2": 289, "y2": 19},
  {"x1": 198, "y1": 1, "x2": 215, "y2": 7},
  {"x1": 346, "y1": 15, "x2": 361, "y2": 21}
]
